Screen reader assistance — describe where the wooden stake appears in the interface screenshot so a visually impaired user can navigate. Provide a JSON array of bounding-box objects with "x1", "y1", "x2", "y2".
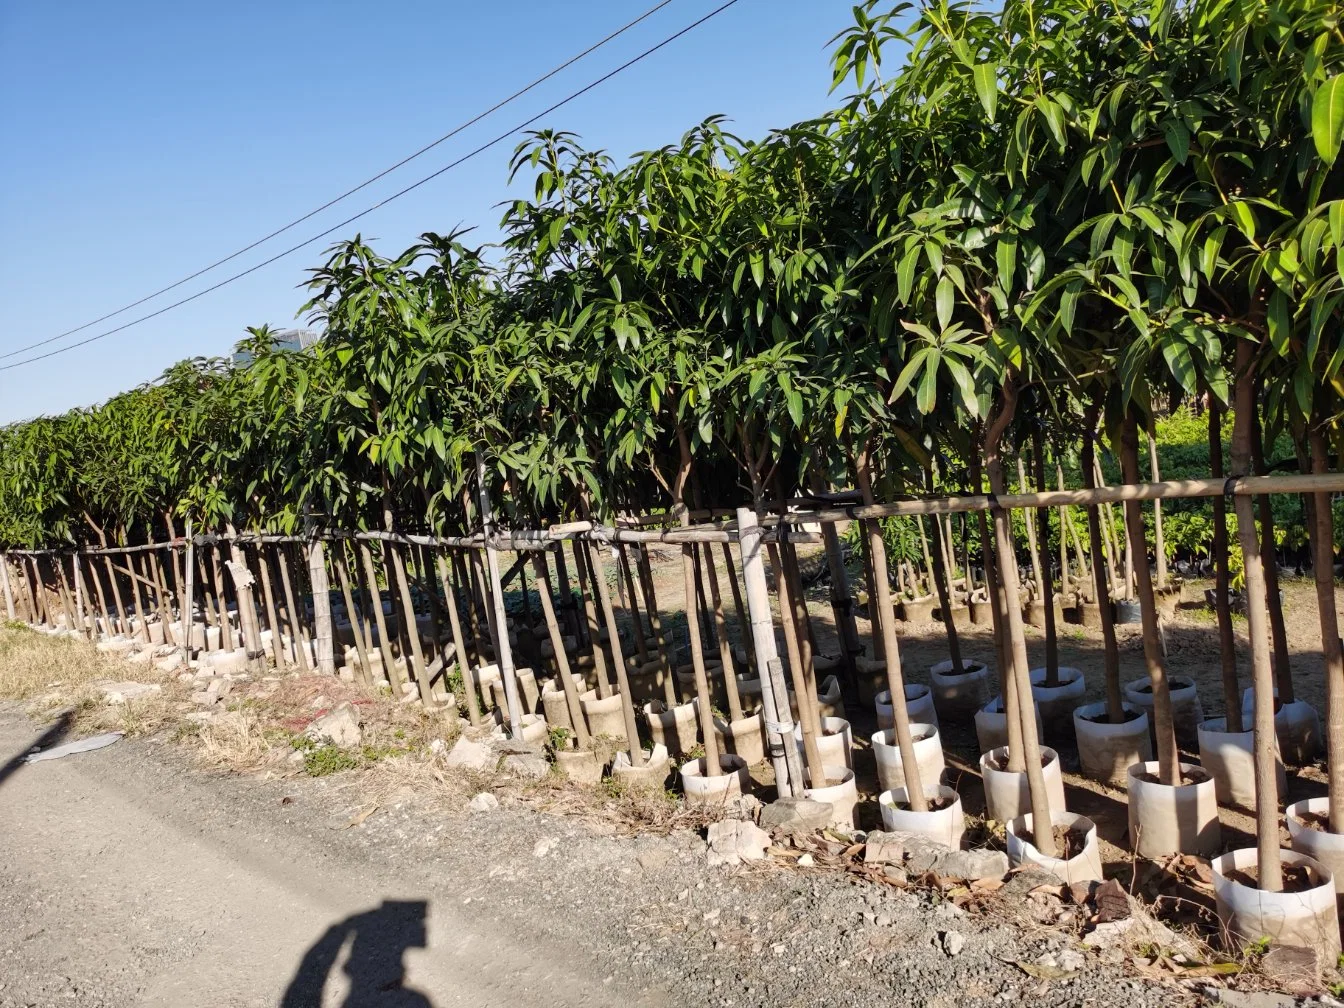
[
  {"x1": 1083, "y1": 417, "x2": 1125, "y2": 723},
  {"x1": 1309, "y1": 424, "x2": 1344, "y2": 830},
  {"x1": 531, "y1": 551, "x2": 589, "y2": 747},
  {"x1": 1209, "y1": 403, "x2": 1243, "y2": 733}
]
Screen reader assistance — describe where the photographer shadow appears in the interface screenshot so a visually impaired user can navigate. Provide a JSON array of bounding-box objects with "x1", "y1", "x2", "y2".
[{"x1": 280, "y1": 899, "x2": 432, "y2": 1007}]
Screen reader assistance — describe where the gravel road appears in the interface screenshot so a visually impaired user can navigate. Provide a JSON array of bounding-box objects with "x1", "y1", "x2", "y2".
[{"x1": 0, "y1": 705, "x2": 1197, "y2": 1008}]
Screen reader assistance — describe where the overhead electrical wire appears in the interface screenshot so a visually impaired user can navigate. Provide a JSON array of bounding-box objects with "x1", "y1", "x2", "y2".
[{"x1": 0, "y1": 0, "x2": 682, "y2": 364}]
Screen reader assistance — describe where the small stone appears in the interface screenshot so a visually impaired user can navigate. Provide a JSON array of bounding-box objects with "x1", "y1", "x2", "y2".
[
  {"x1": 444, "y1": 736, "x2": 494, "y2": 771},
  {"x1": 1082, "y1": 919, "x2": 1135, "y2": 948},
  {"x1": 863, "y1": 830, "x2": 905, "y2": 866},
  {"x1": 875, "y1": 913, "x2": 893, "y2": 927},
  {"x1": 882, "y1": 865, "x2": 908, "y2": 884},
  {"x1": 502, "y1": 753, "x2": 550, "y2": 779},
  {"x1": 1058, "y1": 948, "x2": 1086, "y2": 972},
  {"x1": 934, "y1": 848, "x2": 1009, "y2": 881},
  {"x1": 941, "y1": 930, "x2": 965, "y2": 956},
  {"x1": 304, "y1": 701, "x2": 361, "y2": 748},
  {"x1": 706, "y1": 819, "x2": 771, "y2": 867},
  {"x1": 96, "y1": 681, "x2": 162, "y2": 705},
  {"x1": 533, "y1": 837, "x2": 559, "y2": 857},
  {"x1": 757, "y1": 797, "x2": 833, "y2": 837},
  {"x1": 468, "y1": 792, "x2": 499, "y2": 813},
  {"x1": 797, "y1": 853, "x2": 815, "y2": 867}
]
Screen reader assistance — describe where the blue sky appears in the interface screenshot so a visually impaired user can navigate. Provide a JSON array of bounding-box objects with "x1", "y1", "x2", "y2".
[{"x1": 0, "y1": 0, "x2": 857, "y2": 423}]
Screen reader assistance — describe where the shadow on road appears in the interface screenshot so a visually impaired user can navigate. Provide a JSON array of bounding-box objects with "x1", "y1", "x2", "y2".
[
  {"x1": 0, "y1": 710, "x2": 73, "y2": 791},
  {"x1": 280, "y1": 899, "x2": 433, "y2": 1007}
]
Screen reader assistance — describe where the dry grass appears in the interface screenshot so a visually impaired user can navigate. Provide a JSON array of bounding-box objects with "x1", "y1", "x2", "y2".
[{"x1": 0, "y1": 622, "x2": 126, "y2": 700}]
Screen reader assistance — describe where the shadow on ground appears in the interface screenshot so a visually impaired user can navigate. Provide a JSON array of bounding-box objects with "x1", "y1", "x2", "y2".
[
  {"x1": 0, "y1": 710, "x2": 72, "y2": 791},
  {"x1": 280, "y1": 899, "x2": 432, "y2": 1008}
]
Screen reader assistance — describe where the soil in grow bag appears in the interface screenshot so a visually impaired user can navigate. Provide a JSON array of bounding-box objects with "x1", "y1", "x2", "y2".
[
  {"x1": 985, "y1": 750, "x2": 1052, "y2": 772},
  {"x1": 1019, "y1": 823, "x2": 1091, "y2": 860},
  {"x1": 889, "y1": 791, "x2": 957, "y2": 813},
  {"x1": 1225, "y1": 863, "x2": 1317, "y2": 893},
  {"x1": 1079, "y1": 707, "x2": 1144, "y2": 724},
  {"x1": 1134, "y1": 767, "x2": 1211, "y2": 788}
]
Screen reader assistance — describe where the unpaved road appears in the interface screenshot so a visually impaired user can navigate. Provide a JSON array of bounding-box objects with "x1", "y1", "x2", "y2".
[{"x1": 0, "y1": 710, "x2": 662, "y2": 1008}]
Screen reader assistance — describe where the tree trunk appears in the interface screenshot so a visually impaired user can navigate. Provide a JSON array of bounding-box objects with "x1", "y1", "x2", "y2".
[
  {"x1": 1209, "y1": 402, "x2": 1243, "y2": 733},
  {"x1": 1019, "y1": 458, "x2": 1044, "y2": 603},
  {"x1": 1083, "y1": 416, "x2": 1125, "y2": 723},
  {"x1": 1309, "y1": 424, "x2": 1344, "y2": 829},
  {"x1": 699, "y1": 537, "x2": 745, "y2": 723},
  {"x1": 984, "y1": 389, "x2": 1054, "y2": 855},
  {"x1": 573, "y1": 542, "x2": 613, "y2": 698},
  {"x1": 277, "y1": 545, "x2": 313, "y2": 673},
  {"x1": 1231, "y1": 343, "x2": 1283, "y2": 892},
  {"x1": 719, "y1": 542, "x2": 753, "y2": 666},
  {"x1": 854, "y1": 442, "x2": 925, "y2": 809},
  {"x1": 1032, "y1": 430, "x2": 1059, "y2": 686},
  {"x1": 333, "y1": 543, "x2": 373, "y2": 687},
  {"x1": 102, "y1": 556, "x2": 127, "y2": 639},
  {"x1": 972, "y1": 451, "x2": 1023, "y2": 768},
  {"x1": 618, "y1": 547, "x2": 650, "y2": 664},
  {"x1": 438, "y1": 551, "x2": 482, "y2": 726},
  {"x1": 925, "y1": 464, "x2": 963, "y2": 673},
  {"x1": 1251, "y1": 409, "x2": 1294, "y2": 703},
  {"x1": 636, "y1": 546, "x2": 676, "y2": 706},
  {"x1": 587, "y1": 538, "x2": 644, "y2": 766},
  {"x1": 256, "y1": 546, "x2": 284, "y2": 663},
  {"x1": 531, "y1": 551, "x2": 589, "y2": 747},
  {"x1": 1119, "y1": 410, "x2": 1179, "y2": 783},
  {"x1": 1057, "y1": 461, "x2": 1071, "y2": 599},
  {"x1": 358, "y1": 542, "x2": 399, "y2": 687},
  {"x1": 1148, "y1": 429, "x2": 1167, "y2": 591},
  {"x1": 770, "y1": 541, "x2": 826, "y2": 783}
]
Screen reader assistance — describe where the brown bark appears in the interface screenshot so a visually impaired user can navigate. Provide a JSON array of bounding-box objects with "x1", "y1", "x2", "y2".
[
  {"x1": 1031, "y1": 430, "x2": 1059, "y2": 685},
  {"x1": 1251, "y1": 408, "x2": 1294, "y2": 702},
  {"x1": 1209, "y1": 402, "x2": 1243, "y2": 733},
  {"x1": 1083, "y1": 416, "x2": 1125, "y2": 723},
  {"x1": 531, "y1": 551, "x2": 590, "y2": 747},
  {"x1": 438, "y1": 551, "x2": 483, "y2": 726},
  {"x1": 1119, "y1": 410, "x2": 1178, "y2": 783},
  {"x1": 1231, "y1": 341, "x2": 1283, "y2": 892},
  {"x1": 1309, "y1": 424, "x2": 1344, "y2": 829}
]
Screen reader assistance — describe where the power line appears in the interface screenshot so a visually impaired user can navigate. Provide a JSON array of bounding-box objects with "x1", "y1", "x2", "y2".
[
  {"x1": 0, "y1": 0, "x2": 677, "y2": 363},
  {"x1": 1, "y1": 0, "x2": 745, "y2": 374}
]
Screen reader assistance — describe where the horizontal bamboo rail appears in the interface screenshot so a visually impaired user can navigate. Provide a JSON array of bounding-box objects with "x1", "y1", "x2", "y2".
[{"x1": 6, "y1": 470, "x2": 1340, "y2": 556}]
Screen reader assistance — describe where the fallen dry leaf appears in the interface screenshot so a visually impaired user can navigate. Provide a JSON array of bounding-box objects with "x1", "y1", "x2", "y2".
[
  {"x1": 338, "y1": 805, "x2": 380, "y2": 829},
  {"x1": 1004, "y1": 959, "x2": 1077, "y2": 981}
]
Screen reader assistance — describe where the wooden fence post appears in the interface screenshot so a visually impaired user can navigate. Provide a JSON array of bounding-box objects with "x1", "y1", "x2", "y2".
[
  {"x1": 477, "y1": 456, "x2": 524, "y2": 738},
  {"x1": 1, "y1": 553, "x2": 16, "y2": 622}
]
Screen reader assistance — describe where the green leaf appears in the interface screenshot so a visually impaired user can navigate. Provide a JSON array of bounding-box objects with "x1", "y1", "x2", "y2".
[
  {"x1": 1313, "y1": 76, "x2": 1344, "y2": 165},
  {"x1": 936, "y1": 276, "x2": 954, "y2": 329},
  {"x1": 996, "y1": 236, "x2": 1017, "y2": 296},
  {"x1": 972, "y1": 64, "x2": 997, "y2": 121}
]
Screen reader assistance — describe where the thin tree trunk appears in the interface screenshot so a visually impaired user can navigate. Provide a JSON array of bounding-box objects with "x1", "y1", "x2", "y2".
[
  {"x1": 1149, "y1": 429, "x2": 1168, "y2": 591},
  {"x1": 573, "y1": 541, "x2": 613, "y2": 698},
  {"x1": 333, "y1": 544, "x2": 372, "y2": 687},
  {"x1": 635, "y1": 546, "x2": 676, "y2": 706},
  {"x1": 209, "y1": 547, "x2": 234, "y2": 653},
  {"x1": 531, "y1": 551, "x2": 589, "y2": 747},
  {"x1": 1032, "y1": 429, "x2": 1060, "y2": 685},
  {"x1": 588, "y1": 538, "x2": 644, "y2": 765},
  {"x1": 855, "y1": 441, "x2": 925, "y2": 809},
  {"x1": 699, "y1": 538, "x2": 744, "y2": 723},
  {"x1": 256, "y1": 546, "x2": 282, "y2": 661},
  {"x1": 1231, "y1": 343, "x2": 1283, "y2": 892},
  {"x1": 1120, "y1": 411, "x2": 1179, "y2": 784},
  {"x1": 811, "y1": 466, "x2": 863, "y2": 698},
  {"x1": 926, "y1": 464, "x2": 963, "y2": 673},
  {"x1": 1057, "y1": 461, "x2": 1071, "y2": 599},
  {"x1": 673, "y1": 429, "x2": 720, "y2": 775},
  {"x1": 1083, "y1": 417, "x2": 1125, "y2": 723},
  {"x1": 1019, "y1": 458, "x2": 1044, "y2": 602},
  {"x1": 983, "y1": 387, "x2": 1053, "y2": 856},
  {"x1": 360, "y1": 542, "x2": 399, "y2": 687},
  {"x1": 972, "y1": 451, "x2": 1023, "y2": 767},
  {"x1": 720, "y1": 542, "x2": 753, "y2": 666},
  {"x1": 102, "y1": 557, "x2": 127, "y2": 638},
  {"x1": 277, "y1": 545, "x2": 313, "y2": 673},
  {"x1": 770, "y1": 541, "x2": 824, "y2": 782},
  {"x1": 1309, "y1": 424, "x2": 1344, "y2": 829},
  {"x1": 1209, "y1": 402, "x2": 1243, "y2": 733},
  {"x1": 1251, "y1": 410, "x2": 1294, "y2": 703},
  {"x1": 619, "y1": 546, "x2": 650, "y2": 664},
  {"x1": 439, "y1": 551, "x2": 482, "y2": 726}
]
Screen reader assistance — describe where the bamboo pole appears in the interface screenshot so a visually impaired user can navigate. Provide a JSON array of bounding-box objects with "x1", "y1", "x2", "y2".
[
  {"x1": 737, "y1": 507, "x2": 801, "y2": 796},
  {"x1": 618, "y1": 546, "x2": 650, "y2": 664},
  {"x1": 2, "y1": 553, "x2": 18, "y2": 622},
  {"x1": 1032, "y1": 430, "x2": 1060, "y2": 686},
  {"x1": 926, "y1": 465, "x2": 963, "y2": 674},
  {"x1": 1056, "y1": 461, "x2": 1071, "y2": 599},
  {"x1": 255, "y1": 545, "x2": 281, "y2": 662},
  {"x1": 29, "y1": 557, "x2": 48, "y2": 628},
  {"x1": 102, "y1": 556, "x2": 126, "y2": 638},
  {"x1": 85, "y1": 551, "x2": 112, "y2": 640},
  {"x1": 389, "y1": 541, "x2": 434, "y2": 708},
  {"x1": 225, "y1": 537, "x2": 264, "y2": 673},
  {"x1": 305, "y1": 533, "x2": 337, "y2": 676},
  {"x1": 181, "y1": 522, "x2": 195, "y2": 655},
  {"x1": 770, "y1": 540, "x2": 824, "y2": 781},
  {"x1": 209, "y1": 547, "x2": 234, "y2": 653},
  {"x1": 1018, "y1": 458, "x2": 1043, "y2": 599},
  {"x1": 719, "y1": 542, "x2": 753, "y2": 667}
]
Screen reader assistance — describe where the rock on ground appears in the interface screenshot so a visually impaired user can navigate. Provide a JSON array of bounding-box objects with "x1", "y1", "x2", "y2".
[
  {"x1": 468, "y1": 792, "x2": 499, "y2": 813},
  {"x1": 757, "y1": 797, "x2": 833, "y2": 836},
  {"x1": 706, "y1": 819, "x2": 771, "y2": 867},
  {"x1": 95, "y1": 681, "x2": 162, "y2": 705},
  {"x1": 443, "y1": 736, "x2": 493, "y2": 771},
  {"x1": 304, "y1": 701, "x2": 361, "y2": 748}
]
